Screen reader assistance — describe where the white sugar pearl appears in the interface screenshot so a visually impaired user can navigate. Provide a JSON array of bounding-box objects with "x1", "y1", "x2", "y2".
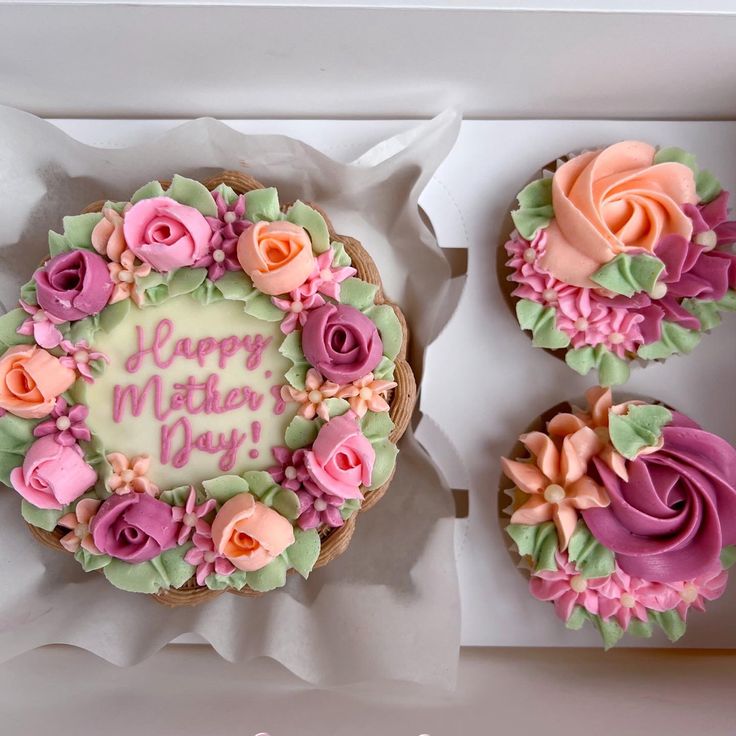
[
  {"x1": 204, "y1": 551, "x2": 217, "y2": 564},
  {"x1": 574, "y1": 317, "x2": 589, "y2": 331},
  {"x1": 118, "y1": 271, "x2": 134, "y2": 283},
  {"x1": 308, "y1": 390, "x2": 323, "y2": 404},
  {"x1": 223, "y1": 212, "x2": 238, "y2": 224},
  {"x1": 121, "y1": 469, "x2": 136, "y2": 483},
  {"x1": 290, "y1": 301, "x2": 304, "y2": 313},
  {"x1": 542, "y1": 288, "x2": 558, "y2": 303},
  {"x1": 570, "y1": 575, "x2": 588, "y2": 593},
  {"x1": 609, "y1": 332, "x2": 625, "y2": 345},
  {"x1": 284, "y1": 466, "x2": 298, "y2": 480},
  {"x1": 694, "y1": 229, "x2": 717, "y2": 250},
  {"x1": 543, "y1": 484, "x2": 566, "y2": 504},
  {"x1": 313, "y1": 499, "x2": 328, "y2": 512},
  {"x1": 681, "y1": 583, "x2": 699, "y2": 604},
  {"x1": 650, "y1": 282, "x2": 668, "y2": 300},
  {"x1": 32, "y1": 311, "x2": 46, "y2": 322},
  {"x1": 55, "y1": 416, "x2": 72, "y2": 431},
  {"x1": 212, "y1": 249, "x2": 226, "y2": 263},
  {"x1": 73, "y1": 351, "x2": 89, "y2": 364},
  {"x1": 620, "y1": 593, "x2": 636, "y2": 609},
  {"x1": 183, "y1": 512, "x2": 198, "y2": 527},
  {"x1": 523, "y1": 248, "x2": 537, "y2": 263},
  {"x1": 359, "y1": 387, "x2": 373, "y2": 401}
]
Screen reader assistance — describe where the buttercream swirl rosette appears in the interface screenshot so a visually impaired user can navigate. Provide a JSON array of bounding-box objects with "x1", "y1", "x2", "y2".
[
  {"x1": 0, "y1": 171, "x2": 415, "y2": 605},
  {"x1": 500, "y1": 387, "x2": 736, "y2": 647},
  {"x1": 501, "y1": 141, "x2": 736, "y2": 385}
]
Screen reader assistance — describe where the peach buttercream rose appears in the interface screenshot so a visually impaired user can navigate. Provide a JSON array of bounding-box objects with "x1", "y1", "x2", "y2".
[
  {"x1": 540, "y1": 141, "x2": 699, "y2": 287},
  {"x1": 237, "y1": 220, "x2": 315, "y2": 295},
  {"x1": 210, "y1": 492, "x2": 295, "y2": 572},
  {"x1": 0, "y1": 345, "x2": 76, "y2": 419}
]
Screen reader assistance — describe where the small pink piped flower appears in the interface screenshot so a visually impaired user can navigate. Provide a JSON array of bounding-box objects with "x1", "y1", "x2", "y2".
[
  {"x1": 271, "y1": 291, "x2": 326, "y2": 335},
  {"x1": 184, "y1": 531, "x2": 236, "y2": 586},
  {"x1": 296, "y1": 486, "x2": 344, "y2": 530},
  {"x1": 171, "y1": 486, "x2": 217, "y2": 545},
  {"x1": 58, "y1": 498, "x2": 102, "y2": 554},
  {"x1": 556, "y1": 289, "x2": 615, "y2": 349},
  {"x1": 336, "y1": 372, "x2": 397, "y2": 418},
  {"x1": 195, "y1": 192, "x2": 251, "y2": 281},
  {"x1": 597, "y1": 308, "x2": 645, "y2": 358},
  {"x1": 107, "y1": 452, "x2": 159, "y2": 497},
  {"x1": 280, "y1": 369, "x2": 340, "y2": 421},
  {"x1": 16, "y1": 300, "x2": 65, "y2": 349},
  {"x1": 108, "y1": 249, "x2": 151, "y2": 306},
  {"x1": 597, "y1": 567, "x2": 662, "y2": 630},
  {"x1": 296, "y1": 248, "x2": 356, "y2": 301},
  {"x1": 268, "y1": 446, "x2": 310, "y2": 492},
  {"x1": 666, "y1": 566, "x2": 729, "y2": 621},
  {"x1": 59, "y1": 339, "x2": 110, "y2": 383},
  {"x1": 33, "y1": 397, "x2": 91, "y2": 446}
]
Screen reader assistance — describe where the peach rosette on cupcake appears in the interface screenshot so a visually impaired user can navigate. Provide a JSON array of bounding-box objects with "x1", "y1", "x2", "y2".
[
  {"x1": 0, "y1": 173, "x2": 411, "y2": 603},
  {"x1": 500, "y1": 387, "x2": 736, "y2": 647},
  {"x1": 501, "y1": 142, "x2": 736, "y2": 384}
]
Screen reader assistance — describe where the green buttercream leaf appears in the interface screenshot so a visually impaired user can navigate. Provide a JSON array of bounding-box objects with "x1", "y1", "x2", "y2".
[
  {"x1": 628, "y1": 617, "x2": 654, "y2": 639},
  {"x1": 158, "y1": 485, "x2": 192, "y2": 506},
  {"x1": 331, "y1": 241, "x2": 352, "y2": 268},
  {"x1": 240, "y1": 470, "x2": 279, "y2": 503},
  {"x1": 285, "y1": 363, "x2": 309, "y2": 390},
  {"x1": 0, "y1": 412, "x2": 38, "y2": 454},
  {"x1": 565, "y1": 345, "x2": 630, "y2": 387},
  {"x1": 361, "y1": 410, "x2": 394, "y2": 442},
  {"x1": 682, "y1": 298, "x2": 721, "y2": 331},
  {"x1": 608, "y1": 404, "x2": 673, "y2": 460},
  {"x1": 165, "y1": 268, "x2": 208, "y2": 298},
  {"x1": 716, "y1": 290, "x2": 736, "y2": 311},
  {"x1": 61, "y1": 212, "x2": 103, "y2": 250},
  {"x1": 272, "y1": 488, "x2": 301, "y2": 521},
  {"x1": 68, "y1": 318, "x2": 94, "y2": 345},
  {"x1": 202, "y1": 474, "x2": 250, "y2": 504},
  {"x1": 0, "y1": 451, "x2": 23, "y2": 486},
  {"x1": 286, "y1": 200, "x2": 330, "y2": 254},
  {"x1": 653, "y1": 146, "x2": 698, "y2": 171},
  {"x1": 340, "y1": 278, "x2": 378, "y2": 311},
  {"x1": 284, "y1": 416, "x2": 319, "y2": 450},
  {"x1": 340, "y1": 498, "x2": 362, "y2": 520},
  {"x1": 720, "y1": 545, "x2": 736, "y2": 570},
  {"x1": 74, "y1": 547, "x2": 112, "y2": 572},
  {"x1": 19, "y1": 278, "x2": 37, "y2": 306},
  {"x1": 98, "y1": 298, "x2": 131, "y2": 332},
  {"x1": 511, "y1": 177, "x2": 554, "y2": 240},
  {"x1": 506, "y1": 521, "x2": 558, "y2": 572},
  {"x1": 165, "y1": 175, "x2": 217, "y2": 217},
  {"x1": 21, "y1": 500, "x2": 64, "y2": 532},
  {"x1": 130, "y1": 180, "x2": 165, "y2": 203},
  {"x1": 567, "y1": 521, "x2": 616, "y2": 578},
  {"x1": 368, "y1": 438, "x2": 398, "y2": 490},
  {"x1": 279, "y1": 331, "x2": 305, "y2": 363},
  {"x1": 214, "y1": 271, "x2": 255, "y2": 301},
  {"x1": 136, "y1": 272, "x2": 165, "y2": 292},
  {"x1": 591, "y1": 615, "x2": 625, "y2": 650},
  {"x1": 0, "y1": 308, "x2": 34, "y2": 349},
  {"x1": 364, "y1": 304, "x2": 402, "y2": 360},
  {"x1": 696, "y1": 170, "x2": 722, "y2": 203},
  {"x1": 373, "y1": 356, "x2": 396, "y2": 382},
  {"x1": 245, "y1": 187, "x2": 281, "y2": 222},
  {"x1": 282, "y1": 528, "x2": 321, "y2": 578},
  {"x1": 650, "y1": 609, "x2": 687, "y2": 643},
  {"x1": 637, "y1": 321, "x2": 701, "y2": 360},
  {"x1": 156, "y1": 544, "x2": 196, "y2": 589},
  {"x1": 103, "y1": 558, "x2": 166, "y2": 594},
  {"x1": 243, "y1": 292, "x2": 284, "y2": 322},
  {"x1": 206, "y1": 570, "x2": 248, "y2": 591},
  {"x1": 515, "y1": 299, "x2": 570, "y2": 350},
  {"x1": 565, "y1": 606, "x2": 589, "y2": 631},
  {"x1": 211, "y1": 183, "x2": 239, "y2": 205},
  {"x1": 102, "y1": 200, "x2": 129, "y2": 215},
  {"x1": 323, "y1": 397, "x2": 350, "y2": 418},
  {"x1": 48, "y1": 230, "x2": 71, "y2": 257},
  {"x1": 590, "y1": 253, "x2": 665, "y2": 297},
  {"x1": 246, "y1": 556, "x2": 288, "y2": 592}
]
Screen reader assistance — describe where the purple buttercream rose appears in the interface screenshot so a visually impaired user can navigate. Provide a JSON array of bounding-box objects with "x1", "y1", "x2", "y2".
[
  {"x1": 34, "y1": 250, "x2": 113, "y2": 321},
  {"x1": 583, "y1": 412, "x2": 736, "y2": 583},
  {"x1": 90, "y1": 493, "x2": 179, "y2": 563},
  {"x1": 301, "y1": 303, "x2": 383, "y2": 383}
]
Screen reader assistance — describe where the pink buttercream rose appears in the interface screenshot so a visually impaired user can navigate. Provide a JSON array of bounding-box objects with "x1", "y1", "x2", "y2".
[
  {"x1": 237, "y1": 220, "x2": 315, "y2": 295},
  {"x1": 303, "y1": 412, "x2": 375, "y2": 500},
  {"x1": 0, "y1": 345, "x2": 76, "y2": 419},
  {"x1": 10, "y1": 435, "x2": 96, "y2": 510},
  {"x1": 210, "y1": 492, "x2": 295, "y2": 572},
  {"x1": 90, "y1": 493, "x2": 179, "y2": 563},
  {"x1": 301, "y1": 303, "x2": 383, "y2": 383},
  {"x1": 122, "y1": 196, "x2": 211, "y2": 272},
  {"x1": 541, "y1": 141, "x2": 699, "y2": 287}
]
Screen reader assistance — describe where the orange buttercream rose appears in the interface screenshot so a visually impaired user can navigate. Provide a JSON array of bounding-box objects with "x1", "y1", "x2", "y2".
[
  {"x1": 210, "y1": 492, "x2": 295, "y2": 572},
  {"x1": 0, "y1": 345, "x2": 76, "y2": 419},
  {"x1": 237, "y1": 220, "x2": 315, "y2": 295},
  {"x1": 540, "y1": 141, "x2": 699, "y2": 287}
]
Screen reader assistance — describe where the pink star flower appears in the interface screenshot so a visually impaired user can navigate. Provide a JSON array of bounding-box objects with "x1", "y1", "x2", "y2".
[
  {"x1": 271, "y1": 291, "x2": 326, "y2": 335},
  {"x1": 666, "y1": 565, "x2": 729, "y2": 621},
  {"x1": 296, "y1": 486, "x2": 345, "y2": 530},
  {"x1": 194, "y1": 192, "x2": 250, "y2": 281},
  {"x1": 58, "y1": 498, "x2": 102, "y2": 555},
  {"x1": 106, "y1": 452, "x2": 159, "y2": 497},
  {"x1": 336, "y1": 372, "x2": 397, "y2": 417},
  {"x1": 184, "y1": 531, "x2": 236, "y2": 586},
  {"x1": 295, "y1": 248, "x2": 356, "y2": 301},
  {"x1": 33, "y1": 397, "x2": 91, "y2": 446},
  {"x1": 59, "y1": 340, "x2": 110, "y2": 383},
  {"x1": 16, "y1": 300, "x2": 65, "y2": 349},
  {"x1": 171, "y1": 486, "x2": 217, "y2": 545},
  {"x1": 268, "y1": 447, "x2": 310, "y2": 492},
  {"x1": 280, "y1": 369, "x2": 340, "y2": 421}
]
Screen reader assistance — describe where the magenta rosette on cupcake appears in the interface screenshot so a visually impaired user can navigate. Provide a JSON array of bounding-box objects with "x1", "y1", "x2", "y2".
[
  {"x1": 501, "y1": 387, "x2": 736, "y2": 647},
  {"x1": 301, "y1": 303, "x2": 383, "y2": 383},
  {"x1": 502, "y1": 141, "x2": 736, "y2": 386},
  {"x1": 34, "y1": 250, "x2": 113, "y2": 321},
  {"x1": 123, "y1": 196, "x2": 211, "y2": 272},
  {"x1": 90, "y1": 493, "x2": 179, "y2": 563}
]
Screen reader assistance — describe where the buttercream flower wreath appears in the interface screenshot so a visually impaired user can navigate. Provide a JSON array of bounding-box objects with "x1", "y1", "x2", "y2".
[
  {"x1": 0, "y1": 171, "x2": 415, "y2": 605},
  {"x1": 501, "y1": 141, "x2": 736, "y2": 385},
  {"x1": 500, "y1": 387, "x2": 736, "y2": 647}
]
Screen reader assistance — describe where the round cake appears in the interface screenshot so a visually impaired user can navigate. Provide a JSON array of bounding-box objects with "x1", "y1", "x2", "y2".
[
  {"x1": 0, "y1": 171, "x2": 415, "y2": 605},
  {"x1": 500, "y1": 387, "x2": 736, "y2": 647},
  {"x1": 500, "y1": 141, "x2": 736, "y2": 385}
]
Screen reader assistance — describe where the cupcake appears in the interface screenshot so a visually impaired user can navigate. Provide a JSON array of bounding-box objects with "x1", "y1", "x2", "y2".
[
  {"x1": 500, "y1": 387, "x2": 736, "y2": 647},
  {"x1": 501, "y1": 141, "x2": 736, "y2": 385}
]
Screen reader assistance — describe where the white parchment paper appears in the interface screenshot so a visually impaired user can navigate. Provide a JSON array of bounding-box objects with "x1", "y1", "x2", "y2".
[{"x1": 0, "y1": 107, "x2": 462, "y2": 686}]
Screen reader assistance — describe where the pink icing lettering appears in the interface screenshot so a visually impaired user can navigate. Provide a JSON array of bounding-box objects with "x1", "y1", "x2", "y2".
[
  {"x1": 251, "y1": 421, "x2": 262, "y2": 444},
  {"x1": 249, "y1": 449, "x2": 259, "y2": 459},
  {"x1": 160, "y1": 416, "x2": 247, "y2": 471},
  {"x1": 270, "y1": 384, "x2": 286, "y2": 415}
]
